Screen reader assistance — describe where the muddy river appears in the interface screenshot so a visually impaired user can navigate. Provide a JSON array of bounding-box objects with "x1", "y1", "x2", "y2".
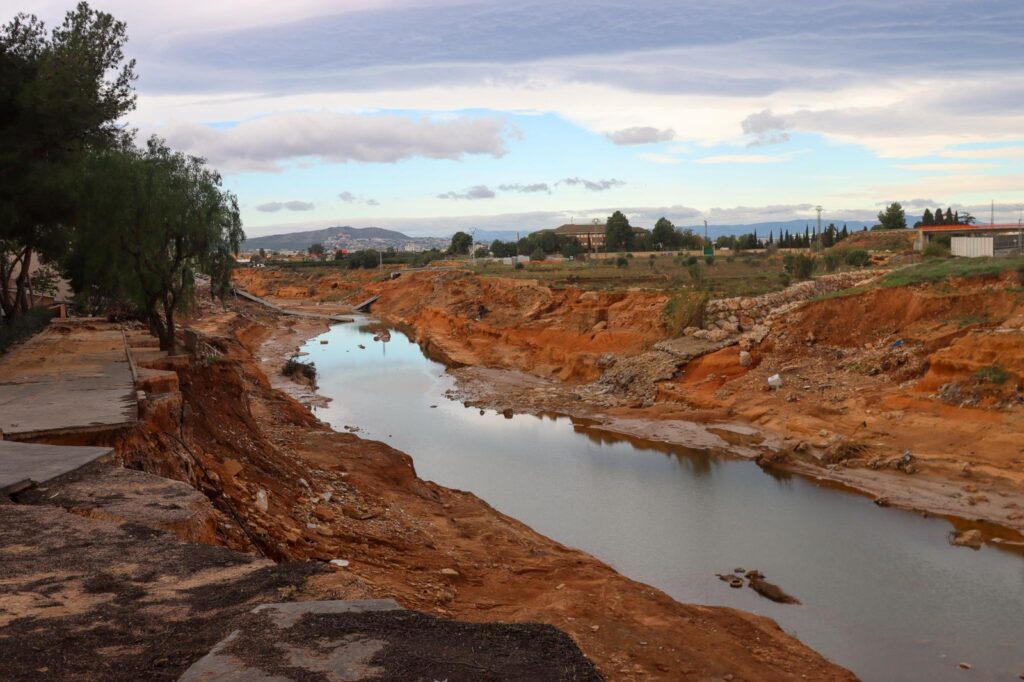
[{"x1": 300, "y1": 319, "x2": 1024, "y2": 681}]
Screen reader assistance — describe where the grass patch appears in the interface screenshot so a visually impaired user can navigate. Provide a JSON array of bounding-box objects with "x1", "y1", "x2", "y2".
[
  {"x1": 0, "y1": 307, "x2": 55, "y2": 353},
  {"x1": 956, "y1": 314, "x2": 991, "y2": 328},
  {"x1": 881, "y1": 256, "x2": 1024, "y2": 288},
  {"x1": 975, "y1": 365, "x2": 1010, "y2": 385},
  {"x1": 662, "y1": 291, "x2": 708, "y2": 337},
  {"x1": 810, "y1": 286, "x2": 870, "y2": 303}
]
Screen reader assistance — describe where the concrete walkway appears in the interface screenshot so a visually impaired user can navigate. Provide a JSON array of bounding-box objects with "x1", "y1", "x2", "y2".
[
  {"x1": 0, "y1": 323, "x2": 137, "y2": 438},
  {"x1": 0, "y1": 440, "x2": 111, "y2": 495}
]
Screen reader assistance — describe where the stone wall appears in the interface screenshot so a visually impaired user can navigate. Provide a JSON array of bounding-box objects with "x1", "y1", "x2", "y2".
[{"x1": 687, "y1": 270, "x2": 882, "y2": 342}]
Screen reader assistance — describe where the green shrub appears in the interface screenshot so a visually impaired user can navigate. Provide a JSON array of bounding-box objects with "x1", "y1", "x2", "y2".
[
  {"x1": 686, "y1": 255, "x2": 698, "y2": 266},
  {"x1": 626, "y1": 252, "x2": 634, "y2": 259},
  {"x1": 0, "y1": 307, "x2": 54, "y2": 353},
  {"x1": 975, "y1": 365, "x2": 1009, "y2": 385},
  {"x1": 687, "y1": 263, "x2": 705, "y2": 289},
  {"x1": 783, "y1": 253, "x2": 816, "y2": 280},
  {"x1": 726, "y1": 255, "x2": 736, "y2": 263},
  {"x1": 704, "y1": 254, "x2": 715, "y2": 266},
  {"x1": 530, "y1": 247, "x2": 546, "y2": 262},
  {"x1": 514, "y1": 261, "x2": 524, "y2": 270},
  {"x1": 615, "y1": 256, "x2": 629, "y2": 268},
  {"x1": 663, "y1": 292, "x2": 708, "y2": 336},
  {"x1": 779, "y1": 272, "x2": 791, "y2": 287},
  {"x1": 922, "y1": 242, "x2": 951, "y2": 259},
  {"x1": 822, "y1": 251, "x2": 842, "y2": 272},
  {"x1": 844, "y1": 249, "x2": 871, "y2": 267}
]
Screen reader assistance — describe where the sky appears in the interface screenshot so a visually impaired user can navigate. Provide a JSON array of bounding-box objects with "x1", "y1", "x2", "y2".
[{"x1": 10, "y1": 0, "x2": 1024, "y2": 237}]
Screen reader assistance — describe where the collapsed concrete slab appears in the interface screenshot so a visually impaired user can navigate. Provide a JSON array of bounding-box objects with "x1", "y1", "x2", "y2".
[
  {"x1": 0, "y1": 439, "x2": 111, "y2": 495},
  {"x1": 180, "y1": 598, "x2": 602, "y2": 682}
]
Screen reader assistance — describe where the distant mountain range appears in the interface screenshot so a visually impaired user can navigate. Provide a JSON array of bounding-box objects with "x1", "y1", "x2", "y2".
[
  {"x1": 243, "y1": 226, "x2": 449, "y2": 253},
  {"x1": 243, "y1": 220, "x2": 879, "y2": 254}
]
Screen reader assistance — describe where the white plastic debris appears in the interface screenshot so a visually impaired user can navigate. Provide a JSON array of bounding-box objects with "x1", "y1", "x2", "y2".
[
  {"x1": 767, "y1": 374, "x2": 784, "y2": 390},
  {"x1": 329, "y1": 559, "x2": 350, "y2": 568}
]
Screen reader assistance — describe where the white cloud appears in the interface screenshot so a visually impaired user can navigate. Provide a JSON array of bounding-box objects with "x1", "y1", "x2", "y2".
[
  {"x1": 558, "y1": 177, "x2": 626, "y2": 191},
  {"x1": 437, "y1": 185, "x2": 496, "y2": 200},
  {"x1": 696, "y1": 152, "x2": 800, "y2": 165},
  {"x1": 636, "y1": 152, "x2": 680, "y2": 164},
  {"x1": 155, "y1": 111, "x2": 510, "y2": 172},
  {"x1": 338, "y1": 191, "x2": 380, "y2": 205},
  {"x1": 605, "y1": 126, "x2": 675, "y2": 145},
  {"x1": 498, "y1": 182, "x2": 551, "y2": 193},
  {"x1": 256, "y1": 200, "x2": 315, "y2": 212}
]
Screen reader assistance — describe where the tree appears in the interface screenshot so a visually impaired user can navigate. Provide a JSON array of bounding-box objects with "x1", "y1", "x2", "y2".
[
  {"x1": 945, "y1": 207, "x2": 954, "y2": 224},
  {"x1": 652, "y1": 217, "x2": 677, "y2": 249},
  {"x1": 449, "y1": 231, "x2": 472, "y2": 255},
  {"x1": 877, "y1": 202, "x2": 907, "y2": 230},
  {"x1": 933, "y1": 207, "x2": 945, "y2": 225},
  {"x1": 960, "y1": 212, "x2": 977, "y2": 225},
  {"x1": 922, "y1": 208, "x2": 934, "y2": 226},
  {"x1": 308, "y1": 243, "x2": 326, "y2": 259},
  {"x1": 67, "y1": 137, "x2": 243, "y2": 353},
  {"x1": 604, "y1": 211, "x2": 634, "y2": 251},
  {"x1": 0, "y1": 3, "x2": 136, "y2": 322}
]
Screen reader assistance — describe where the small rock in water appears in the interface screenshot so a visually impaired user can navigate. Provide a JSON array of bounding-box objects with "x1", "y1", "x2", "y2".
[
  {"x1": 733, "y1": 567, "x2": 745, "y2": 574},
  {"x1": 358, "y1": 344, "x2": 365, "y2": 349},
  {"x1": 320, "y1": 339, "x2": 328, "y2": 344},
  {"x1": 958, "y1": 662, "x2": 971, "y2": 670},
  {"x1": 950, "y1": 529, "x2": 983, "y2": 550}
]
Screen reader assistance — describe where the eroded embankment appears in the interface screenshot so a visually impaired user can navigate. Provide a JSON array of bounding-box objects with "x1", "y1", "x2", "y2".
[
  {"x1": 232, "y1": 266, "x2": 1024, "y2": 535},
  {"x1": 65, "y1": 302, "x2": 853, "y2": 681}
]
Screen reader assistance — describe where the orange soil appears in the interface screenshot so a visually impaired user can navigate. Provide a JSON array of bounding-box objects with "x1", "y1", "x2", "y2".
[
  {"x1": 233, "y1": 266, "x2": 1024, "y2": 533},
  {"x1": 98, "y1": 304, "x2": 852, "y2": 681}
]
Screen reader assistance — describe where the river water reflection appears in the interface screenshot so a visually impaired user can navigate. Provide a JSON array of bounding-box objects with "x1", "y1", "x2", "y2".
[{"x1": 300, "y1": 319, "x2": 1024, "y2": 681}]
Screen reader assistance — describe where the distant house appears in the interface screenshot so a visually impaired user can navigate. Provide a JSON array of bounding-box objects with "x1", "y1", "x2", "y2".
[{"x1": 551, "y1": 223, "x2": 649, "y2": 250}]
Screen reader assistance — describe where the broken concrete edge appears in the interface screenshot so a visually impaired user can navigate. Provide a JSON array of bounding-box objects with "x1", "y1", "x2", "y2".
[
  {"x1": 0, "y1": 440, "x2": 113, "y2": 496},
  {"x1": 178, "y1": 599, "x2": 403, "y2": 682}
]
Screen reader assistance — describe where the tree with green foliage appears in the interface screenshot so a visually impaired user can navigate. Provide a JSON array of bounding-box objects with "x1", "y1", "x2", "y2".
[
  {"x1": 0, "y1": 3, "x2": 136, "y2": 322},
  {"x1": 652, "y1": 217, "x2": 677, "y2": 249},
  {"x1": 877, "y1": 202, "x2": 907, "y2": 230},
  {"x1": 308, "y1": 243, "x2": 326, "y2": 259},
  {"x1": 448, "y1": 231, "x2": 472, "y2": 255},
  {"x1": 67, "y1": 137, "x2": 243, "y2": 353},
  {"x1": 604, "y1": 211, "x2": 634, "y2": 251}
]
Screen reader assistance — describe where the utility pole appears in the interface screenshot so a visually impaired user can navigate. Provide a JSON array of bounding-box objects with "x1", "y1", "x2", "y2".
[
  {"x1": 470, "y1": 228, "x2": 477, "y2": 266},
  {"x1": 815, "y1": 205, "x2": 823, "y2": 251}
]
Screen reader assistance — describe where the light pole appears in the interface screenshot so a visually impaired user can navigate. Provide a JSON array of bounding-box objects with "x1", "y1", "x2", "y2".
[{"x1": 815, "y1": 205, "x2": 823, "y2": 251}]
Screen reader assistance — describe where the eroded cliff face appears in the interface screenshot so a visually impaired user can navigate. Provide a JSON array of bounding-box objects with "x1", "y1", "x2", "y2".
[{"x1": 84, "y1": 305, "x2": 853, "y2": 682}]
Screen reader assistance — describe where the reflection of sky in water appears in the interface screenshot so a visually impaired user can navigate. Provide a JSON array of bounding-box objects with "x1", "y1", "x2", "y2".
[{"x1": 303, "y1": 320, "x2": 1024, "y2": 682}]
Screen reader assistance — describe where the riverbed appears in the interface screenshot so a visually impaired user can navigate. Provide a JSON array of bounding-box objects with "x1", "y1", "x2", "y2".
[{"x1": 300, "y1": 319, "x2": 1024, "y2": 681}]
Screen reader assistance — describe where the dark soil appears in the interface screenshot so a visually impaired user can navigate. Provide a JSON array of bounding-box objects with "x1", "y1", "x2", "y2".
[
  {"x1": 0, "y1": 505, "x2": 326, "y2": 681},
  {"x1": 226, "y1": 608, "x2": 604, "y2": 681}
]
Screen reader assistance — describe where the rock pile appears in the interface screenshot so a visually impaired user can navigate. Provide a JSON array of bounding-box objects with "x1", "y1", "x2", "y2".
[{"x1": 686, "y1": 271, "x2": 882, "y2": 343}]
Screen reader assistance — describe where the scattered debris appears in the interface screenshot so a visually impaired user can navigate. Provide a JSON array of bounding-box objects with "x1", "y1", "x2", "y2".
[{"x1": 949, "y1": 529, "x2": 983, "y2": 550}]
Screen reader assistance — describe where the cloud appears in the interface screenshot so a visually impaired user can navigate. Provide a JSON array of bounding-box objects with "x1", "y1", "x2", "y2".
[
  {"x1": 696, "y1": 152, "x2": 799, "y2": 165},
  {"x1": 605, "y1": 126, "x2": 675, "y2": 145},
  {"x1": 498, "y1": 182, "x2": 551, "y2": 193},
  {"x1": 338, "y1": 191, "x2": 380, "y2": 205},
  {"x1": 741, "y1": 109, "x2": 791, "y2": 147},
  {"x1": 636, "y1": 152, "x2": 680, "y2": 164},
  {"x1": 256, "y1": 200, "x2": 315, "y2": 212},
  {"x1": 437, "y1": 185, "x2": 496, "y2": 200},
  {"x1": 558, "y1": 177, "x2": 626, "y2": 192},
  {"x1": 158, "y1": 112, "x2": 510, "y2": 172}
]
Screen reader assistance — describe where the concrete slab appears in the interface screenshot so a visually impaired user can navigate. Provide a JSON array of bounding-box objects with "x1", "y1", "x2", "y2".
[
  {"x1": 179, "y1": 600, "x2": 402, "y2": 682},
  {"x1": 0, "y1": 440, "x2": 111, "y2": 494},
  {"x1": 0, "y1": 324, "x2": 138, "y2": 437},
  {"x1": 179, "y1": 599, "x2": 602, "y2": 682}
]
